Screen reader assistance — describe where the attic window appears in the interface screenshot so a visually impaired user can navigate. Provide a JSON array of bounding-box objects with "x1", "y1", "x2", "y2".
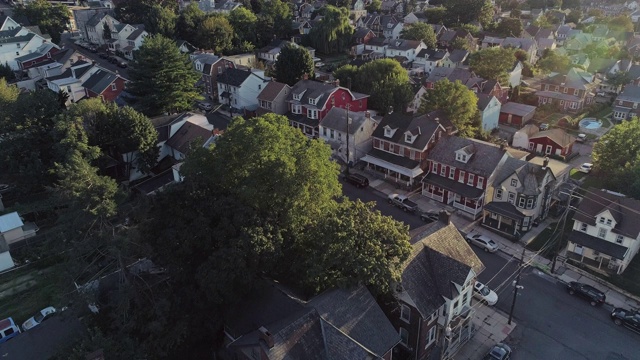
[
  {"x1": 511, "y1": 179, "x2": 518, "y2": 187},
  {"x1": 405, "y1": 133, "x2": 415, "y2": 143},
  {"x1": 309, "y1": 97, "x2": 316, "y2": 105},
  {"x1": 383, "y1": 126, "x2": 397, "y2": 138},
  {"x1": 455, "y1": 153, "x2": 467, "y2": 162},
  {"x1": 293, "y1": 93, "x2": 302, "y2": 101}
]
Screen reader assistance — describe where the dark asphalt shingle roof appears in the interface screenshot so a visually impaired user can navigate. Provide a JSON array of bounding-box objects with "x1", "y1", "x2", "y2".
[
  {"x1": 529, "y1": 128, "x2": 576, "y2": 148},
  {"x1": 428, "y1": 136, "x2": 507, "y2": 178},
  {"x1": 484, "y1": 202, "x2": 527, "y2": 220},
  {"x1": 165, "y1": 121, "x2": 211, "y2": 154},
  {"x1": 368, "y1": 148, "x2": 421, "y2": 169},
  {"x1": 81, "y1": 69, "x2": 119, "y2": 94},
  {"x1": 126, "y1": 27, "x2": 145, "y2": 40},
  {"x1": 216, "y1": 68, "x2": 255, "y2": 87},
  {"x1": 257, "y1": 81, "x2": 290, "y2": 102},
  {"x1": 572, "y1": 188, "x2": 640, "y2": 239},
  {"x1": 476, "y1": 94, "x2": 496, "y2": 111},
  {"x1": 447, "y1": 49, "x2": 469, "y2": 63},
  {"x1": 493, "y1": 157, "x2": 552, "y2": 196},
  {"x1": 287, "y1": 80, "x2": 338, "y2": 110},
  {"x1": 616, "y1": 84, "x2": 640, "y2": 102},
  {"x1": 372, "y1": 110, "x2": 445, "y2": 151},
  {"x1": 500, "y1": 102, "x2": 536, "y2": 117},
  {"x1": 568, "y1": 230, "x2": 627, "y2": 259},
  {"x1": 422, "y1": 173, "x2": 484, "y2": 199},
  {"x1": 320, "y1": 107, "x2": 368, "y2": 135}
]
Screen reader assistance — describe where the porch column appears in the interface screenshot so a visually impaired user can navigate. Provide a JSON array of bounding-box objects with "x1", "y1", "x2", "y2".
[
  {"x1": 497, "y1": 215, "x2": 502, "y2": 229},
  {"x1": 598, "y1": 256, "x2": 603, "y2": 269}
]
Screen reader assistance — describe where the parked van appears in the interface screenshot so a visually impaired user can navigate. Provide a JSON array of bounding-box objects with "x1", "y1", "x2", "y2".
[
  {"x1": 0, "y1": 318, "x2": 20, "y2": 344},
  {"x1": 345, "y1": 174, "x2": 369, "y2": 188}
]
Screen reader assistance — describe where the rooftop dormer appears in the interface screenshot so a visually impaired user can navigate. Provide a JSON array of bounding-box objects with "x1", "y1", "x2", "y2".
[
  {"x1": 383, "y1": 125, "x2": 397, "y2": 138},
  {"x1": 455, "y1": 144, "x2": 475, "y2": 163},
  {"x1": 404, "y1": 127, "x2": 421, "y2": 144},
  {"x1": 292, "y1": 89, "x2": 306, "y2": 101}
]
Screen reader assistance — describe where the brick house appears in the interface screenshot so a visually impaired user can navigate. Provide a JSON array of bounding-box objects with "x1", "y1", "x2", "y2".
[
  {"x1": 360, "y1": 111, "x2": 446, "y2": 187},
  {"x1": 191, "y1": 53, "x2": 235, "y2": 100},
  {"x1": 527, "y1": 128, "x2": 576, "y2": 157},
  {"x1": 388, "y1": 215, "x2": 484, "y2": 360},
  {"x1": 285, "y1": 79, "x2": 369, "y2": 138},
  {"x1": 422, "y1": 136, "x2": 510, "y2": 218},
  {"x1": 536, "y1": 68, "x2": 598, "y2": 113},
  {"x1": 566, "y1": 188, "x2": 640, "y2": 274}
]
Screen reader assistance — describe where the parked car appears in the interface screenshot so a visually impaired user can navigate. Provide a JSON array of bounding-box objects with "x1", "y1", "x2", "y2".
[
  {"x1": 567, "y1": 281, "x2": 606, "y2": 306},
  {"x1": 596, "y1": 91, "x2": 606, "y2": 96},
  {"x1": 388, "y1": 194, "x2": 419, "y2": 212},
  {"x1": 109, "y1": 57, "x2": 119, "y2": 64},
  {"x1": 315, "y1": 61, "x2": 325, "y2": 68},
  {"x1": 483, "y1": 343, "x2": 512, "y2": 360},
  {"x1": 419, "y1": 210, "x2": 439, "y2": 223},
  {"x1": 117, "y1": 61, "x2": 128, "y2": 68},
  {"x1": 465, "y1": 232, "x2": 499, "y2": 252},
  {"x1": 474, "y1": 281, "x2": 498, "y2": 306},
  {"x1": 611, "y1": 307, "x2": 640, "y2": 333},
  {"x1": 576, "y1": 133, "x2": 587, "y2": 143},
  {"x1": 345, "y1": 173, "x2": 369, "y2": 188},
  {"x1": 0, "y1": 318, "x2": 20, "y2": 344},
  {"x1": 578, "y1": 163, "x2": 593, "y2": 173},
  {"x1": 197, "y1": 101, "x2": 213, "y2": 111},
  {"x1": 22, "y1": 306, "x2": 56, "y2": 331},
  {"x1": 539, "y1": 123, "x2": 549, "y2": 130}
]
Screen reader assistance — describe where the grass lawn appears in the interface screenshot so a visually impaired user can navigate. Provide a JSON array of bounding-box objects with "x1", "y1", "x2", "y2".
[
  {"x1": 526, "y1": 212, "x2": 575, "y2": 258},
  {"x1": 570, "y1": 169, "x2": 587, "y2": 180},
  {"x1": 580, "y1": 174, "x2": 606, "y2": 189}
]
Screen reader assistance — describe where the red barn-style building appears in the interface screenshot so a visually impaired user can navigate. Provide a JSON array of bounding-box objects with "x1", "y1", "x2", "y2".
[{"x1": 82, "y1": 69, "x2": 127, "y2": 102}]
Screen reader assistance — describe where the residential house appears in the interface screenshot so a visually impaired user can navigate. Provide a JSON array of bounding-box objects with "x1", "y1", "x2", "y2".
[
  {"x1": 84, "y1": 13, "x2": 147, "y2": 59},
  {"x1": 536, "y1": 68, "x2": 598, "y2": 113},
  {"x1": 361, "y1": 111, "x2": 446, "y2": 187},
  {"x1": 391, "y1": 215, "x2": 484, "y2": 360},
  {"x1": 257, "y1": 39, "x2": 317, "y2": 64},
  {"x1": 224, "y1": 53, "x2": 256, "y2": 69},
  {"x1": 192, "y1": 53, "x2": 235, "y2": 100},
  {"x1": 403, "y1": 12, "x2": 419, "y2": 24},
  {"x1": 536, "y1": 38, "x2": 556, "y2": 57},
  {"x1": 350, "y1": 28, "x2": 376, "y2": 56},
  {"x1": 422, "y1": 136, "x2": 510, "y2": 218},
  {"x1": 555, "y1": 24, "x2": 572, "y2": 45},
  {"x1": 225, "y1": 282, "x2": 400, "y2": 360},
  {"x1": 527, "y1": 128, "x2": 576, "y2": 158},
  {"x1": 413, "y1": 48, "x2": 449, "y2": 74},
  {"x1": 45, "y1": 60, "x2": 97, "y2": 103},
  {"x1": 632, "y1": 8, "x2": 640, "y2": 23},
  {"x1": 500, "y1": 102, "x2": 537, "y2": 127},
  {"x1": 14, "y1": 42, "x2": 61, "y2": 71},
  {"x1": 349, "y1": 0, "x2": 367, "y2": 21},
  {"x1": 591, "y1": 25, "x2": 610, "y2": 42},
  {"x1": 121, "y1": 26, "x2": 148, "y2": 60},
  {"x1": 176, "y1": 39, "x2": 197, "y2": 54},
  {"x1": 363, "y1": 37, "x2": 389, "y2": 58},
  {"x1": 217, "y1": 68, "x2": 269, "y2": 112},
  {"x1": 385, "y1": 39, "x2": 426, "y2": 65},
  {"x1": 482, "y1": 151, "x2": 556, "y2": 237},
  {"x1": 212, "y1": 0, "x2": 242, "y2": 13},
  {"x1": 481, "y1": 36, "x2": 504, "y2": 49},
  {"x1": 438, "y1": 29, "x2": 476, "y2": 51},
  {"x1": 566, "y1": 188, "x2": 640, "y2": 274},
  {"x1": 285, "y1": 79, "x2": 369, "y2": 138},
  {"x1": 441, "y1": 49, "x2": 469, "y2": 69},
  {"x1": 256, "y1": 81, "x2": 291, "y2": 115},
  {"x1": 23, "y1": 48, "x2": 83, "y2": 81},
  {"x1": 501, "y1": 37, "x2": 538, "y2": 64},
  {"x1": 564, "y1": 33, "x2": 594, "y2": 53},
  {"x1": 612, "y1": 84, "x2": 640, "y2": 121},
  {"x1": 0, "y1": 212, "x2": 38, "y2": 247},
  {"x1": 0, "y1": 20, "x2": 60, "y2": 71},
  {"x1": 512, "y1": 124, "x2": 539, "y2": 149},
  {"x1": 569, "y1": 53, "x2": 590, "y2": 70},
  {"x1": 293, "y1": 1, "x2": 315, "y2": 21},
  {"x1": 73, "y1": 7, "x2": 114, "y2": 42},
  {"x1": 0, "y1": 239, "x2": 14, "y2": 272},
  {"x1": 407, "y1": 85, "x2": 427, "y2": 114},
  {"x1": 477, "y1": 94, "x2": 501, "y2": 131},
  {"x1": 358, "y1": 14, "x2": 403, "y2": 39},
  {"x1": 319, "y1": 108, "x2": 377, "y2": 164},
  {"x1": 82, "y1": 68, "x2": 127, "y2": 102},
  {"x1": 85, "y1": 13, "x2": 118, "y2": 45},
  {"x1": 599, "y1": 59, "x2": 633, "y2": 94},
  {"x1": 429, "y1": 23, "x2": 447, "y2": 38}
]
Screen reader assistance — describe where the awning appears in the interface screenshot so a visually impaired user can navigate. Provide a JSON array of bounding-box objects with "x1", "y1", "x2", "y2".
[{"x1": 360, "y1": 154, "x2": 423, "y2": 178}]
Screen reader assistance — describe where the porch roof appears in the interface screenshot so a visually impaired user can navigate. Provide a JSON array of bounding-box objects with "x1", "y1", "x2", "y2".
[
  {"x1": 568, "y1": 230, "x2": 627, "y2": 259},
  {"x1": 422, "y1": 173, "x2": 484, "y2": 199},
  {"x1": 361, "y1": 149, "x2": 423, "y2": 178},
  {"x1": 484, "y1": 201, "x2": 526, "y2": 221}
]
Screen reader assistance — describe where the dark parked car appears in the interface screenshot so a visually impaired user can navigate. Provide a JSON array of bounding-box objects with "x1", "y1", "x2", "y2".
[
  {"x1": 483, "y1": 343, "x2": 511, "y2": 360},
  {"x1": 345, "y1": 173, "x2": 369, "y2": 188},
  {"x1": 611, "y1": 308, "x2": 640, "y2": 333},
  {"x1": 420, "y1": 210, "x2": 439, "y2": 223},
  {"x1": 117, "y1": 61, "x2": 128, "y2": 68},
  {"x1": 567, "y1": 281, "x2": 606, "y2": 306},
  {"x1": 109, "y1": 57, "x2": 119, "y2": 64}
]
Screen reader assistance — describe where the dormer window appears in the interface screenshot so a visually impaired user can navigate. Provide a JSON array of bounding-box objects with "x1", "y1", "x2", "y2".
[
  {"x1": 383, "y1": 125, "x2": 397, "y2": 138},
  {"x1": 293, "y1": 93, "x2": 302, "y2": 101},
  {"x1": 455, "y1": 153, "x2": 467, "y2": 162},
  {"x1": 309, "y1": 97, "x2": 316, "y2": 105}
]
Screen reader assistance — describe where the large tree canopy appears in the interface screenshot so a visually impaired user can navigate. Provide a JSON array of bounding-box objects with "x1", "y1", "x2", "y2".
[
  {"x1": 469, "y1": 47, "x2": 517, "y2": 85},
  {"x1": 256, "y1": 0, "x2": 292, "y2": 46},
  {"x1": 400, "y1": 22, "x2": 437, "y2": 48},
  {"x1": 144, "y1": 4, "x2": 177, "y2": 38},
  {"x1": 308, "y1": 6, "x2": 353, "y2": 54},
  {"x1": 127, "y1": 34, "x2": 201, "y2": 116},
  {"x1": 350, "y1": 59, "x2": 414, "y2": 112},
  {"x1": 228, "y1": 7, "x2": 258, "y2": 49},
  {"x1": 537, "y1": 49, "x2": 571, "y2": 73},
  {"x1": 419, "y1": 79, "x2": 478, "y2": 137},
  {"x1": 274, "y1": 44, "x2": 315, "y2": 86},
  {"x1": 197, "y1": 15, "x2": 235, "y2": 53},
  {"x1": 13, "y1": 0, "x2": 69, "y2": 44}
]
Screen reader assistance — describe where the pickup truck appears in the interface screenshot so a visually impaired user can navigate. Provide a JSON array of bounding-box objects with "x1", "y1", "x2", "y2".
[{"x1": 388, "y1": 194, "x2": 419, "y2": 212}]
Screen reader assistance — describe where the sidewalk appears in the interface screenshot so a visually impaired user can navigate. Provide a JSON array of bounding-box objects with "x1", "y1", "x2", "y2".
[{"x1": 354, "y1": 170, "x2": 640, "y2": 355}]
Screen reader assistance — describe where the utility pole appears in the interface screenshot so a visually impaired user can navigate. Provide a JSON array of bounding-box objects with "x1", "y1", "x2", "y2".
[
  {"x1": 345, "y1": 103, "x2": 352, "y2": 174},
  {"x1": 508, "y1": 247, "x2": 526, "y2": 325},
  {"x1": 551, "y1": 188, "x2": 576, "y2": 273}
]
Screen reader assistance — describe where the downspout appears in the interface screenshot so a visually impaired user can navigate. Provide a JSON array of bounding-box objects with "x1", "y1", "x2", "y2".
[{"x1": 415, "y1": 316, "x2": 421, "y2": 360}]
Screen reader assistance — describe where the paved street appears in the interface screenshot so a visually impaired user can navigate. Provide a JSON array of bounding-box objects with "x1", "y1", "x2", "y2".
[
  {"x1": 59, "y1": 33, "x2": 130, "y2": 80},
  {"x1": 342, "y1": 182, "x2": 640, "y2": 360}
]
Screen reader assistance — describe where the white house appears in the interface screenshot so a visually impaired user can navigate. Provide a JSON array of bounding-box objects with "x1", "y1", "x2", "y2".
[
  {"x1": 413, "y1": 48, "x2": 449, "y2": 75},
  {"x1": 566, "y1": 188, "x2": 640, "y2": 274},
  {"x1": 217, "y1": 68, "x2": 269, "y2": 111},
  {"x1": 0, "y1": 24, "x2": 59, "y2": 70},
  {"x1": 44, "y1": 60, "x2": 98, "y2": 103},
  {"x1": 512, "y1": 124, "x2": 539, "y2": 149},
  {"x1": 318, "y1": 108, "x2": 378, "y2": 164},
  {"x1": 0, "y1": 212, "x2": 38, "y2": 246},
  {"x1": 385, "y1": 39, "x2": 426, "y2": 63}
]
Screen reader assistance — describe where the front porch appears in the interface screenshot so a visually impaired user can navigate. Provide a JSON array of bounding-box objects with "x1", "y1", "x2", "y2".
[
  {"x1": 421, "y1": 174, "x2": 484, "y2": 218},
  {"x1": 481, "y1": 202, "x2": 531, "y2": 241},
  {"x1": 566, "y1": 251, "x2": 621, "y2": 275},
  {"x1": 360, "y1": 149, "x2": 423, "y2": 188}
]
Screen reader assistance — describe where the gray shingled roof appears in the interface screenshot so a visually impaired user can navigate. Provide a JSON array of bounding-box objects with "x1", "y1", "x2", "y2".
[
  {"x1": 217, "y1": 68, "x2": 257, "y2": 87},
  {"x1": 529, "y1": 128, "x2": 576, "y2": 147},
  {"x1": 126, "y1": 27, "x2": 145, "y2": 40},
  {"x1": 500, "y1": 102, "x2": 537, "y2": 117},
  {"x1": 387, "y1": 39, "x2": 422, "y2": 51},
  {"x1": 448, "y1": 49, "x2": 469, "y2": 63},
  {"x1": 372, "y1": 110, "x2": 445, "y2": 151},
  {"x1": 428, "y1": 136, "x2": 507, "y2": 178},
  {"x1": 86, "y1": 13, "x2": 107, "y2": 27},
  {"x1": 165, "y1": 121, "x2": 211, "y2": 154},
  {"x1": 476, "y1": 94, "x2": 496, "y2": 111},
  {"x1": 81, "y1": 69, "x2": 119, "y2": 94},
  {"x1": 573, "y1": 188, "x2": 640, "y2": 239},
  {"x1": 320, "y1": 107, "x2": 368, "y2": 135},
  {"x1": 257, "y1": 81, "x2": 290, "y2": 102},
  {"x1": 287, "y1": 80, "x2": 337, "y2": 109},
  {"x1": 0, "y1": 32, "x2": 34, "y2": 45},
  {"x1": 493, "y1": 157, "x2": 551, "y2": 196},
  {"x1": 616, "y1": 84, "x2": 640, "y2": 102}
]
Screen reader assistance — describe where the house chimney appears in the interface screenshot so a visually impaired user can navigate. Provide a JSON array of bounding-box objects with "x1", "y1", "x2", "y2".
[
  {"x1": 258, "y1": 326, "x2": 274, "y2": 349},
  {"x1": 303, "y1": 73, "x2": 309, "y2": 80},
  {"x1": 434, "y1": 117, "x2": 440, "y2": 124},
  {"x1": 438, "y1": 210, "x2": 451, "y2": 225},
  {"x1": 365, "y1": 111, "x2": 371, "y2": 119},
  {"x1": 334, "y1": 79, "x2": 340, "y2": 87},
  {"x1": 542, "y1": 156, "x2": 549, "y2": 170}
]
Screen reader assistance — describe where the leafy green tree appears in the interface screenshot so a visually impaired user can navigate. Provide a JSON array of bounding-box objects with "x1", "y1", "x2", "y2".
[
  {"x1": 115, "y1": 0, "x2": 177, "y2": 24},
  {"x1": 469, "y1": 47, "x2": 516, "y2": 84},
  {"x1": 102, "y1": 22, "x2": 111, "y2": 39},
  {"x1": 400, "y1": 22, "x2": 437, "y2": 48},
  {"x1": 608, "y1": 15, "x2": 634, "y2": 32},
  {"x1": 592, "y1": 117, "x2": 640, "y2": 195},
  {"x1": 127, "y1": 34, "x2": 202, "y2": 116},
  {"x1": 327, "y1": 0, "x2": 350, "y2": 6},
  {"x1": 562, "y1": 0, "x2": 580, "y2": 9},
  {"x1": 536, "y1": 49, "x2": 570, "y2": 73},
  {"x1": 494, "y1": 17, "x2": 524, "y2": 37},
  {"x1": 176, "y1": 3, "x2": 205, "y2": 44},
  {"x1": 13, "y1": 0, "x2": 69, "y2": 43},
  {"x1": 566, "y1": 8, "x2": 582, "y2": 24},
  {"x1": 144, "y1": 4, "x2": 177, "y2": 38},
  {"x1": 450, "y1": 37, "x2": 470, "y2": 50},
  {"x1": 366, "y1": 0, "x2": 381, "y2": 12},
  {"x1": 229, "y1": 7, "x2": 258, "y2": 48},
  {"x1": 293, "y1": 199, "x2": 411, "y2": 295},
  {"x1": 196, "y1": 15, "x2": 234, "y2": 53},
  {"x1": 444, "y1": 0, "x2": 492, "y2": 27},
  {"x1": 274, "y1": 44, "x2": 314, "y2": 85},
  {"x1": 308, "y1": 6, "x2": 353, "y2": 54},
  {"x1": 0, "y1": 62, "x2": 15, "y2": 81},
  {"x1": 510, "y1": 8, "x2": 522, "y2": 18},
  {"x1": 256, "y1": 0, "x2": 292, "y2": 46},
  {"x1": 419, "y1": 78, "x2": 478, "y2": 137},
  {"x1": 352, "y1": 59, "x2": 413, "y2": 112},
  {"x1": 333, "y1": 64, "x2": 359, "y2": 88},
  {"x1": 423, "y1": 7, "x2": 447, "y2": 24},
  {"x1": 607, "y1": 71, "x2": 631, "y2": 88}
]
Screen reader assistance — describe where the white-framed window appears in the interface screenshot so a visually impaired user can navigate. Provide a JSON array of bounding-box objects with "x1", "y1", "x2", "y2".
[
  {"x1": 616, "y1": 235, "x2": 624, "y2": 244},
  {"x1": 431, "y1": 162, "x2": 437, "y2": 172},
  {"x1": 292, "y1": 105, "x2": 302, "y2": 114},
  {"x1": 111, "y1": 83, "x2": 117, "y2": 91},
  {"x1": 570, "y1": 102, "x2": 577, "y2": 109},
  {"x1": 449, "y1": 168, "x2": 455, "y2": 179},
  {"x1": 440, "y1": 165, "x2": 446, "y2": 176},
  {"x1": 526, "y1": 198, "x2": 534, "y2": 209},
  {"x1": 580, "y1": 222, "x2": 588, "y2": 232},
  {"x1": 573, "y1": 89, "x2": 579, "y2": 96},
  {"x1": 545, "y1": 84, "x2": 549, "y2": 91},
  {"x1": 606, "y1": 219, "x2": 612, "y2": 226},
  {"x1": 563, "y1": 87, "x2": 568, "y2": 93},
  {"x1": 458, "y1": 171, "x2": 465, "y2": 183},
  {"x1": 523, "y1": 217, "x2": 530, "y2": 227},
  {"x1": 425, "y1": 326, "x2": 437, "y2": 348},
  {"x1": 405, "y1": 134, "x2": 412, "y2": 143},
  {"x1": 293, "y1": 93, "x2": 302, "y2": 101},
  {"x1": 599, "y1": 217, "x2": 605, "y2": 224},
  {"x1": 467, "y1": 174, "x2": 474, "y2": 186},
  {"x1": 529, "y1": 142, "x2": 535, "y2": 151},
  {"x1": 495, "y1": 189, "x2": 503, "y2": 199},
  {"x1": 390, "y1": 144, "x2": 395, "y2": 153},
  {"x1": 598, "y1": 228, "x2": 607, "y2": 239},
  {"x1": 511, "y1": 179, "x2": 518, "y2": 187},
  {"x1": 477, "y1": 177, "x2": 484, "y2": 189},
  {"x1": 309, "y1": 97, "x2": 316, "y2": 105},
  {"x1": 508, "y1": 192, "x2": 516, "y2": 204},
  {"x1": 307, "y1": 109, "x2": 318, "y2": 119},
  {"x1": 560, "y1": 100, "x2": 564, "y2": 106},
  {"x1": 545, "y1": 145, "x2": 553, "y2": 154},
  {"x1": 428, "y1": 311, "x2": 437, "y2": 323},
  {"x1": 399, "y1": 327, "x2": 409, "y2": 347},
  {"x1": 400, "y1": 304, "x2": 411, "y2": 323},
  {"x1": 518, "y1": 197, "x2": 526, "y2": 208}
]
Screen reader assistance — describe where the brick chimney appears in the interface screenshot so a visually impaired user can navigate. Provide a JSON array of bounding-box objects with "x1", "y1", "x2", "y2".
[
  {"x1": 334, "y1": 79, "x2": 340, "y2": 87},
  {"x1": 259, "y1": 326, "x2": 274, "y2": 349},
  {"x1": 438, "y1": 210, "x2": 451, "y2": 225}
]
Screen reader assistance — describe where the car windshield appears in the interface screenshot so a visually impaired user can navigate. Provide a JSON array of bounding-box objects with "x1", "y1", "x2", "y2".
[
  {"x1": 488, "y1": 240, "x2": 496, "y2": 246},
  {"x1": 33, "y1": 312, "x2": 44, "y2": 323},
  {"x1": 480, "y1": 286, "x2": 490, "y2": 296}
]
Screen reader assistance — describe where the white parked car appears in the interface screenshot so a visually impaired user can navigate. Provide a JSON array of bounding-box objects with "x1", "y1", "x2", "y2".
[
  {"x1": 576, "y1": 133, "x2": 587, "y2": 143},
  {"x1": 315, "y1": 62, "x2": 325, "y2": 68},
  {"x1": 22, "y1": 306, "x2": 56, "y2": 331},
  {"x1": 578, "y1": 163, "x2": 593, "y2": 173},
  {"x1": 465, "y1": 232, "x2": 499, "y2": 253},
  {"x1": 474, "y1": 281, "x2": 498, "y2": 306}
]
